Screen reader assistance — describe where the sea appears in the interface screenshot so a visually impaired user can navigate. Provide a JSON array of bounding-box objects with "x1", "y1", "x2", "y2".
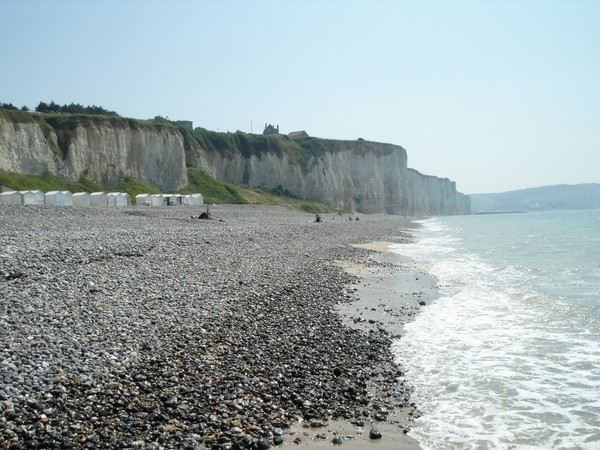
[{"x1": 391, "y1": 210, "x2": 600, "y2": 450}]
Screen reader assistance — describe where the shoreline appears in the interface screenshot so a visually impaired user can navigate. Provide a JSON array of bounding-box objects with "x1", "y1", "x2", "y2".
[
  {"x1": 285, "y1": 240, "x2": 436, "y2": 449},
  {"x1": 338, "y1": 241, "x2": 438, "y2": 340},
  {"x1": 1, "y1": 204, "x2": 431, "y2": 449},
  {"x1": 329, "y1": 242, "x2": 438, "y2": 450}
]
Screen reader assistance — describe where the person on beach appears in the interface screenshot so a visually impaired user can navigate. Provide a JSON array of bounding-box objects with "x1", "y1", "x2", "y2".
[{"x1": 192, "y1": 206, "x2": 212, "y2": 220}]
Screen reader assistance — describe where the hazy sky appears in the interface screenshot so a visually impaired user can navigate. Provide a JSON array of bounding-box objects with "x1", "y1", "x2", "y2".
[{"x1": 2, "y1": 0, "x2": 599, "y2": 194}]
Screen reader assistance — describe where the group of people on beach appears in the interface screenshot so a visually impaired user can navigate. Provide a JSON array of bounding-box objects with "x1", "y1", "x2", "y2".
[
  {"x1": 314, "y1": 213, "x2": 360, "y2": 223},
  {"x1": 192, "y1": 207, "x2": 359, "y2": 224}
]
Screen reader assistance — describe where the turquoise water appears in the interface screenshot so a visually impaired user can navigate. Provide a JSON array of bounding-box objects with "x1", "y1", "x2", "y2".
[{"x1": 392, "y1": 210, "x2": 600, "y2": 449}]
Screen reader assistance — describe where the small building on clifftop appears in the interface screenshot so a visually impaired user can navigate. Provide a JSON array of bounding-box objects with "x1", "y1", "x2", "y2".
[
  {"x1": 288, "y1": 130, "x2": 309, "y2": 138},
  {"x1": 263, "y1": 124, "x2": 279, "y2": 135}
]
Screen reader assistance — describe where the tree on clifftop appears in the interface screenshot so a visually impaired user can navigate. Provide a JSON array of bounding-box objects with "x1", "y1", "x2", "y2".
[
  {"x1": 0, "y1": 102, "x2": 30, "y2": 111},
  {"x1": 34, "y1": 101, "x2": 119, "y2": 116}
]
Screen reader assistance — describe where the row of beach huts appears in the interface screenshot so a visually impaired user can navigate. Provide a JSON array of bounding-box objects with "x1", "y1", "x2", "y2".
[{"x1": 0, "y1": 189, "x2": 204, "y2": 207}]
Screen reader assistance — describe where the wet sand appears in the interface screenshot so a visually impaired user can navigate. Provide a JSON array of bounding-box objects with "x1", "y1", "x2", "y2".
[
  {"x1": 321, "y1": 242, "x2": 439, "y2": 449},
  {"x1": 338, "y1": 242, "x2": 438, "y2": 339}
]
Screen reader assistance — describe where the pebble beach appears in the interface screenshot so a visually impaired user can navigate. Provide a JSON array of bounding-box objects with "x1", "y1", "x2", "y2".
[{"x1": 1, "y1": 204, "x2": 430, "y2": 449}]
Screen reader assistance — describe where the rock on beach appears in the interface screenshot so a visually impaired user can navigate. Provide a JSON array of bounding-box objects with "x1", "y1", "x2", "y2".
[{"x1": 0, "y1": 204, "x2": 420, "y2": 449}]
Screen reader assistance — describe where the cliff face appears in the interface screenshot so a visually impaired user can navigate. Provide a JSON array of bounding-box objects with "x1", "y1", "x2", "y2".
[
  {"x1": 207, "y1": 145, "x2": 404, "y2": 213},
  {"x1": 0, "y1": 115, "x2": 187, "y2": 192},
  {"x1": 61, "y1": 122, "x2": 187, "y2": 191},
  {"x1": 0, "y1": 118, "x2": 63, "y2": 176},
  {"x1": 190, "y1": 133, "x2": 470, "y2": 215},
  {"x1": 0, "y1": 113, "x2": 470, "y2": 215}
]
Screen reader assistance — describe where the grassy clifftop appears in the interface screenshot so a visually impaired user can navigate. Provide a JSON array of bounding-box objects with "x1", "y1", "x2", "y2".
[
  {"x1": 0, "y1": 108, "x2": 177, "y2": 132},
  {"x1": 183, "y1": 128, "x2": 313, "y2": 173},
  {"x1": 1, "y1": 109, "x2": 402, "y2": 168},
  {"x1": 183, "y1": 127, "x2": 401, "y2": 173}
]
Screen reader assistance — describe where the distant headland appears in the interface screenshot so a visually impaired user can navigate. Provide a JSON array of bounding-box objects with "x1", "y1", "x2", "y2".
[{"x1": 470, "y1": 184, "x2": 600, "y2": 213}]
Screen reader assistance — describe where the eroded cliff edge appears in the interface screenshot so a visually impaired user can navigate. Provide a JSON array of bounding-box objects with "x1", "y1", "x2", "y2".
[{"x1": 0, "y1": 112, "x2": 470, "y2": 215}]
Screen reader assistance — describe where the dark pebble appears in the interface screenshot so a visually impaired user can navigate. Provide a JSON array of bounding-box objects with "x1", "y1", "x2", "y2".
[
  {"x1": 369, "y1": 428, "x2": 383, "y2": 439},
  {"x1": 257, "y1": 438, "x2": 271, "y2": 449}
]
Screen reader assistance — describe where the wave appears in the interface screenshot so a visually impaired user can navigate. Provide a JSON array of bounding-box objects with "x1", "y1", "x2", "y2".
[{"x1": 392, "y1": 212, "x2": 600, "y2": 449}]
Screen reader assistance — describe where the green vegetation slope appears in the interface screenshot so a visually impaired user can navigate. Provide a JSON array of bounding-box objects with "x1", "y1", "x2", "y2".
[{"x1": 0, "y1": 168, "x2": 331, "y2": 213}]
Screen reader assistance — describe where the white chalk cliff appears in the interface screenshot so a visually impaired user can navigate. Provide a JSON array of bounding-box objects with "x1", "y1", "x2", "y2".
[
  {"x1": 0, "y1": 116, "x2": 187, "y2": 192},
  {"x1": 193, "y1": 136, "x2": 470, "y2": 215},
  {"x1": 0, "y1": 114, "x2": 470, "y2": 215}
]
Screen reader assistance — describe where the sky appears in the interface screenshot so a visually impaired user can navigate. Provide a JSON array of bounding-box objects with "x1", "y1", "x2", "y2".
[{"x1": 1, "y1": 0, "x2": 599, "y2": 194}]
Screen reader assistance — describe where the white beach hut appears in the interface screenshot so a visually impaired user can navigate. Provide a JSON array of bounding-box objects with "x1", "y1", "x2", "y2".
[
  {"x1": 107, "y1": 192, "x2": 130, "y2": 207},
  {"x1": 61, "y1": 191, "x2": 73, "y2": 206},
  {"x1": 173, "y1": 194, "x2": 185, "y2": 206},
  {"x1": 161, "y1": 194, "x2": 176, "y2": 206},
  {"x1": 90, "y1": 192, "x2": 107, "y2": 206},
  {"x1": 150, "y1": 194, "x2": 163, "y2": 207},
  {"x1": 72, "y1": 192, "x2": 91, "y2": 207},
  {"x1": 106, "y1": 193, "x2": 119, "y2": 207},
  {"x1": 20, "y1": 190, "x2": 45, "y2": 205},
  {"x1": 189, "y1": 193, "x2": 204, "y2": 206},
  {"x1": 0, "y1": 191, "x2": 22, "y2": 205},
  {"x1": 135, "y1": 194, "x2": 151, "y2": 206},
  {"x1": 44, "y1": 191, "x2": 65, "y2": 206},
  {"x1": 106, "y1": 192, "x2": 117, "y2": 207}
]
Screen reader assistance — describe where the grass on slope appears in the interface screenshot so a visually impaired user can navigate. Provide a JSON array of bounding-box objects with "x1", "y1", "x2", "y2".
[
  {"x1": 181, "y1": 167, "x2": 246, "y2": 204},
  {"x1": 236, "y1": 186, "x2": 331, "y2": 213},
  {"x1": 182, "y1": 168, "x2": 330, "y2": 213},
  {"x1": 0, "y1": 171, "x2": 160, "y2": 202},
  {"x1": 0, "y1": 170, "x2": 105, "y2": 193},
  {"x1": 0, "y1": 168, "x2": 332, "y2": 213}
]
